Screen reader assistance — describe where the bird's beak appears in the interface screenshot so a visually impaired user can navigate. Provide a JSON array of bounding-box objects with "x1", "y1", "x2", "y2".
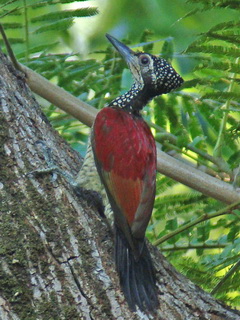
[
  {"x1": 106, "y1": 33, "x2": 136, "y2": 66},
  {"x1": 106, "y1": 34, "x2": 142, "y2": 85}
]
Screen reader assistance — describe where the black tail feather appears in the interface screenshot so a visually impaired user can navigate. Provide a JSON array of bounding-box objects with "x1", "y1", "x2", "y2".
[{"x1": 115, "y1": 227, "x2": 159, "y2": 312}]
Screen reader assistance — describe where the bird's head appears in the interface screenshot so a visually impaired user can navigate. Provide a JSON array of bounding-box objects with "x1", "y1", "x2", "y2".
[{"x1": 106, "y1": 34, "x2": 183, "y2": 99}]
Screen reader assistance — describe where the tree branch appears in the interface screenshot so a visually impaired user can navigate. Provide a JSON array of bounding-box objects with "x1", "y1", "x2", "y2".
[
  {"x1": 152, "y1": 121, "x2": 231, "y2": 174},
  {"x1": 154, "y1": 200, "x2": 240, "y2": 246},
  {"x1": 156, "y1": 149, "x2": 240, "y2": 204},
  {"x1": 21, "y1": 64, "x2": 97, "y2": 127},
  {"x1": 211, "y1": 259, "x2": 240, "y2": 295},
  {"x1": 160, "y1": 243, "x2": 229, "y2": 252},
  {"x1": 17, "y1": 63, "x2": 240, "y2": 204}
]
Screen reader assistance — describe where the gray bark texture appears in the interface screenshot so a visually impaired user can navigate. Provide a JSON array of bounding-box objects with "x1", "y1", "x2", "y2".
[{"x1": 0, "y1": 51, "x2": 239, "y2": 320}]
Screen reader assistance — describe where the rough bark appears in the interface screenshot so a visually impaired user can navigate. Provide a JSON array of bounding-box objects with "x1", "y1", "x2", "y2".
[{"x1": 0, "y1": 51, "x2": 239, "y2": 320}]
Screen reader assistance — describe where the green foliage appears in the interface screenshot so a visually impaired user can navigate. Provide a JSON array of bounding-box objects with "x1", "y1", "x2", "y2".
[
  {"x1": 0, "y1": 0, "x2": 98, "y2": 59},
  {"x1": 149, "y1": 1, "x2": 240, "y2": 307},
  {"x1": 1, "y1": 0, "x2": 239, "y2": 309}
]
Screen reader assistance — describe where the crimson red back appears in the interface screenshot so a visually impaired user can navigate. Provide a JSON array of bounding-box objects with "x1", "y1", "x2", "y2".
[{"x1": 93, "y1": 107, "x2": 156, "y2": 228}]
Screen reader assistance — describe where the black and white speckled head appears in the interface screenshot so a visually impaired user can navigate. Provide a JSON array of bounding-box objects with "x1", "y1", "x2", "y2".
[
  {"x1": 133, "y1": 52, "x2": 183, "y2": 96},
  {"x1": 106, "y1": 34, "x2": 183, "y2": 112}
]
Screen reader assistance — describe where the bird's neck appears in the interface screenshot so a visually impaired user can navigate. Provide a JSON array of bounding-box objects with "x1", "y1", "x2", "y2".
[{"x1": 109, "y1": 83, "x2": 153, "y2": 116}]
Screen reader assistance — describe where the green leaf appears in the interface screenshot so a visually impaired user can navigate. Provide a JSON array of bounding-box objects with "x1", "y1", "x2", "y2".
[
  {"x1": 31, "y1": 8, "x2": 98, "y2": 23},
  {"x1": 34, "y1": 18, "x2": 74, "y2": 33},
  {"x1": 161, "y1": 37, "x2": 174, "y2": 61},
  {"x1": 166, "y1": 218, "x2": 178, "y2": 231},
  {"x1": 187, "y1": 44, "x2": 240, "y2": 58},
  {"x1": 1, "y1": 22, "x2": 22, "y2": 29}
]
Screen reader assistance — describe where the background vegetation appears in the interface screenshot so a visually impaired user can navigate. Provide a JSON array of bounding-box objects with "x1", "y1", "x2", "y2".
[{"x1": 1, "y1": 0, "x2": 239, "y2": 309}]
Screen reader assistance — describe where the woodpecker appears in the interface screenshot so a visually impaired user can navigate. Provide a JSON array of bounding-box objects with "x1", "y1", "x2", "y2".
[
  {"x1": 32, "y1": 34, "x2": 183, "y2": 312},
  {"x1": 89, "y1": 34, "x2": 184, "y2": 312}
]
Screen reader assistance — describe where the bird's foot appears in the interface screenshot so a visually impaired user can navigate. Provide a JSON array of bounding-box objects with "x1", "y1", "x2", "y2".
[{"x1": 73, "y1": 187, "x2": 105, "y2": 218}]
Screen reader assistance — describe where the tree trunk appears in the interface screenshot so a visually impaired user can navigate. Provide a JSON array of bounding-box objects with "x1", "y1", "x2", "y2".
[{"x1": 0, "y1": 51, "x2": 239, "y2": 320}]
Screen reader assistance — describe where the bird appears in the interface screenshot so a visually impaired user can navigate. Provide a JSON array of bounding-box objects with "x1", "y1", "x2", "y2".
[{"x1": 90, "y1": 34, "x2": 184, "y2": 312}]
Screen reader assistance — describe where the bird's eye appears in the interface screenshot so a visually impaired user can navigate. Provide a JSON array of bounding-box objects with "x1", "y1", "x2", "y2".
[{"x1": 140, "y1": 55, "x2": 150, "y2": 66}]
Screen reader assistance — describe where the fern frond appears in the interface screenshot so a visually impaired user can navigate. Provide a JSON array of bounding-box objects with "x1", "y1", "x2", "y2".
[
  {"x1": 155, "y1": 192, "x2": 203, "y2": 205},
  {"x1": 196, "y1": 61, "x2": 240, "y2": 74},
  {"x1": 34, "y1": 17, "x2": 74, "y2": 33},
  {"x1": 203, "y1": 31, "x2": 240, "y2": 46},
  {"x1": 187, "y1": 0, "x2": 240, "y2": 10},
  {"x1": 31, "y1": 8, "x2": 98, "y2": 23},
  {"x1": 0, "y1": 0, "x2": 99, "y2": 59},
  {"x1": 0, "y1": 37, "x2": 24, "y2": 45},
  {"x1": 207, "y1": 20, "x2": 240, "y2": 33},
  {"x1": 1, "y1": 22, "x2": 22, "y2": 29},
  {"x1": 16, "y1": 42, "x2": 59, "y2": 59},
  {"x1": 172, "y1": 256, "x2": 218, "y2": 290},
  {"x1": 202, "y1": 92, "x2": 240, "y2": 101},
  {"x1": 187, "y1": 44, "x2": 240, "y2": 58}
]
